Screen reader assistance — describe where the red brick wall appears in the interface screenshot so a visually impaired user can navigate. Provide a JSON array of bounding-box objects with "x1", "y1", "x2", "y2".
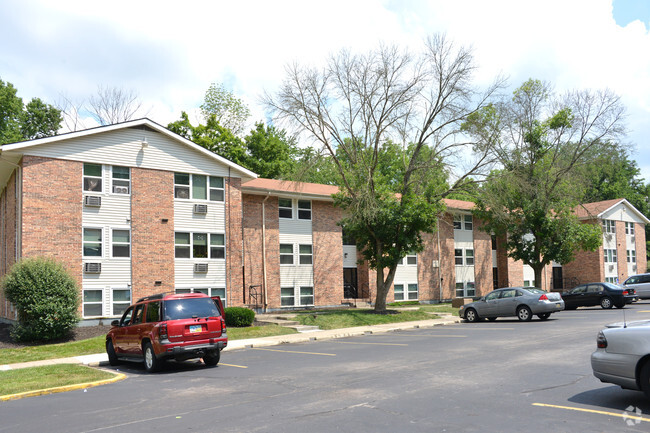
[
  {"x1": 439, "y1": 214, "x2": 456, "y2": 300},
  {"x1": 312, "y1": 201, "x2": 343, "y2": 306},
  {"x1": 21, "y1": 155, "x2": 82, "y2": 290},
  {"x1": 242, "y1": 194, "x2": 280, "y2": 309},
  {"x1": 0, "y1": 171, "x2": 18, "y2": 320},
  {"x1": 473, "y1": 221, "x2": 493, "y2": 297},
  {"x1": 130, "y1": 168, "x2": 174, "y2": 302},
  {"x1": 615, "y1": 220, "x2": 627, "y2": 282},
  {"x1": 418, "y1": 231, "x2": 440, "y2": 301},
  {"x1": 636, "y1": 222, "x2": 647, "y2": 274},
  {"x1": 226, "y1": 177, "x2": 243, "y2": 306}
]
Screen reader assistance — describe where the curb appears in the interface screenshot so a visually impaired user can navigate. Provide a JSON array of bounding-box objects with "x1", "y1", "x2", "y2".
[{"x1": 0, "y1": 370, "x2": 127, "y2": 402}]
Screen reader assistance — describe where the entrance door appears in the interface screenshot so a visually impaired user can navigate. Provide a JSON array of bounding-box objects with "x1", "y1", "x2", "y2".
[
  {"x1": 552, "y1": 267, "x2": 563, "y2": 291},
  {"x1": 343, "y1": 268, "x2": 358, "y2": 298}
]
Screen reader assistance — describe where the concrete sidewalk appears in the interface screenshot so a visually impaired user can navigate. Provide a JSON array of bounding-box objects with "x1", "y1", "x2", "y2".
[{"x1": 0, "y1": 315, "x2": 462, "y2": 371}]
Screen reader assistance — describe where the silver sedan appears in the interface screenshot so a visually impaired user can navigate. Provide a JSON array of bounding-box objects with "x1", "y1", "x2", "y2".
[
  {"x1": 591, "y1": 321, "x2": 650, "y2": 397},
  {"x1": 458, "y1": 287, "x2": 564, "y2": 322}
]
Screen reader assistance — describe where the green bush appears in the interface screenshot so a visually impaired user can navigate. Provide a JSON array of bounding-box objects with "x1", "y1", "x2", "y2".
[
  {"x1": 224, "y1": 306, "x2": 255, "y2": 327},
  {"x1": 3, "y1": 257, "x2": 80, "y2": 342}
]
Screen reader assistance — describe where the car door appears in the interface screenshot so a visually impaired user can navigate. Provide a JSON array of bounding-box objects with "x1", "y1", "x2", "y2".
[
  {"x1": 112, "y1": 306, "x2": 134, "y2": 354},
  {"x1": 585, "y1": 284, "x2": 603, "y2": 306},
  {"x1": 496, "y1": 289, "x2": 518, "y2": 316},
  {"x1": 124, "y1": 303, "x2": 146, "y2": 356},
  {"x1": 480, "y1": 290, "x2": 502, "y2": 317},
  {"x1": 564, "y1": 285, "x2": 587, "y2": 308}
]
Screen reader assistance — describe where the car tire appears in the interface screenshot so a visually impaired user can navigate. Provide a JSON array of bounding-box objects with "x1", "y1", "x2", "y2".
[
  {"x1": 203, "y1": 350, "x2": 221, "y2": 367},
  {"x1": 106, "y1": 339, "x2": 119, "y2": 366},
  {"x1": 465, "y1": 308, "x2": 480, "y2": 323},
  {"x1": 517, "y1": 306, "x2": 532, "y2": 322},
  {"x1": 487, "y1": 317, "x2": 497, "y2": 322},
  {"x1": 641, "y1": 362, "x2": 650, "y2": 399},
  {"x1": 143, "y1": 341, "x2": 162, "y2": 373},
  {"x1": 537, "y1": 313, "x2": 551, "y2": 320},
  {"x1": 600, "y1": 297, "x2": 613, "y2": 309}
]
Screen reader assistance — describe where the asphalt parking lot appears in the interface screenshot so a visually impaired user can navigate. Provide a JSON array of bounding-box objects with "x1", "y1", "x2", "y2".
[{"x1": 2, "y1": 303, "x2": 650, "y2": 432}]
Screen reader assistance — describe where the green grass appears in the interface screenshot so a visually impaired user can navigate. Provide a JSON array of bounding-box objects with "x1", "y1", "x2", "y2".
[
  {"x1": 294, "y1": 309, "x2": 438, "y2": 329},
  {"x1": 0, "y1": 336, "x2": 106, "y2": 365},
  {"x1": 0, "y1": 364, "x2": 116, "y2": 396},
  {"x1": 228, "y1": 324, "x2": 297, "y2": 340}
]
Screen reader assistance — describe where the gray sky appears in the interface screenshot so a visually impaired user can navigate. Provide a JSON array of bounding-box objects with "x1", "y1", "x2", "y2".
[{"x1": 1, "y1": 0, "x2": 649, "y2": 182}]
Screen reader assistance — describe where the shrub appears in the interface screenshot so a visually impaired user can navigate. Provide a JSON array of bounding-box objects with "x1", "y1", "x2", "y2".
[
  {"x1": 3, "y1": 257, "x2": 80, "y2": 342},
  {"x1": 224, "y1": 306, "x2": 255, "y2": 327}
]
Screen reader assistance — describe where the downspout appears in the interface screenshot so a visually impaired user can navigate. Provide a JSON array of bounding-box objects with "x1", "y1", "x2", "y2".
[
  {"x1": 437, "y1": 217, "x2": 442, "y2": 302},
  {"x1": 261, "y1": 193, "x2": 270, "y2": 312}
]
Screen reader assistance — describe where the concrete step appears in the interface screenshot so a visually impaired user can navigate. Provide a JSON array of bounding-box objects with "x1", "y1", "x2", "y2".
[{"x1": 256, "y1": 318, "x2": 301, "y2": 327}]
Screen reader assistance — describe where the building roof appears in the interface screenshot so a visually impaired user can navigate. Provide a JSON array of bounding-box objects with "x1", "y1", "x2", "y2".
[
  {"x1": 443, "y1": 198, "x2": 475, "y2": 211},
  {"x1": 573, "y1": 198, "x2": 650, "y2": 223},
  {"x1": 242, "y1": 178, "x2": 340, "y2": 200}
]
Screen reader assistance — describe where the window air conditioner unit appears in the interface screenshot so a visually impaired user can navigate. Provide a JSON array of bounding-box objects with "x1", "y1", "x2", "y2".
[
  {"x1": 608, "y1": 264, "x2": 614, "y2": 272},
  {"x1": 193, "y1": 204, "x2": 208, "y2": 214},
  {"x1": 113, "y1": 186, "x2": 129, "y2": 194},
  {"x1": 194, "y1": 263, "x2": 209, "y2": 273},
  {"x1": 84, "y1": 262, "x2": 101, "y2": 274},
  {"x1": 84, "y1": 196, "x2": 101, "y2": 207}
]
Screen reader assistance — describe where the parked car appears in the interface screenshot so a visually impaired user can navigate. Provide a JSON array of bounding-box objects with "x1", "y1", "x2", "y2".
[
  {"x1": 624, "y1": 273, "x2": 650, "y2": 300},
  {"x1": 561, "y1": 282, "x2": 637, "y2": 310},
  {"x1": 106, "y1": 292, "x2": 227, "y2": 372},
  {"x1": 591, "y1": 321, "x2": 650, "y2": 398},
  {"x1": 458, "y1": 287, "x2": 564, "y2": 322}
]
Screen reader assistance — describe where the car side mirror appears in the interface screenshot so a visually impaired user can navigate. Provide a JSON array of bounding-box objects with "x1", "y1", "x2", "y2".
[
  {"x1": 480, "y1": 297, "x2": 486, "y2": 302},
  {"x1": 111, "y1": 319, "x2": 120, "y2": 327}
]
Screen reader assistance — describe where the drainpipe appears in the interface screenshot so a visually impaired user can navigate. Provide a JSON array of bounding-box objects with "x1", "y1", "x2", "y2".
[
  {"x1": 261, "y1": 193, "x2": 270, "y2": 312},
  {"x1": 437, "y1": 217, "x2": 442, "y2": 302}
]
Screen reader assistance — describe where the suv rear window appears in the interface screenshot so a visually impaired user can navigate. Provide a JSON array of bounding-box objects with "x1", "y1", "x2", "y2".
[{"x1": 163, "y1": 298, "x2": 221, "y2": 320}]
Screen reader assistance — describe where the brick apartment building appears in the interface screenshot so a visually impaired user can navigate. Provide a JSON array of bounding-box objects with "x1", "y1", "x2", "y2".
[{"x1": 0, "y1": 119, "x2": 647, "y2": 323}]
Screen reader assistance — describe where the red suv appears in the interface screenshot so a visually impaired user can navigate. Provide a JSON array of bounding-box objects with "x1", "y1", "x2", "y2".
[{"x1": 106, "y1": 292, "x2": 227, "y2": 372}]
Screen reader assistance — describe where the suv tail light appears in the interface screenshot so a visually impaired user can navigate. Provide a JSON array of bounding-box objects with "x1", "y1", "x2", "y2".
[
  {"x1": 221, "y1": 317, "x2": 226, "y2": 333},
  {"x1": 159, "y1": 322, "x2": 168, "y2": 341},
  {"x1": 597, "y1": 331, "x2": 607, "y2": 349},
  {"x1": 539, "y1": 294, "x2": 548, "y2": 301}
]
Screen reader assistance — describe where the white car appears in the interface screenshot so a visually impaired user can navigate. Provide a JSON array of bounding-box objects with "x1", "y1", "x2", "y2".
[{"x1": 591, "y1": 321, "x2": 650, "y2": 397}]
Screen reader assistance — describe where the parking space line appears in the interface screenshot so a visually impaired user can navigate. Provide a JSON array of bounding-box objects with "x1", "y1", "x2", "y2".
[
  {"x1": 637, "y1": 310, "x2": 650, "y2": 313},
  {"x1": 219, "y1": 363, "x2": 248, "y2": 368},
  {"x1": 533, "y1": 403, "x2": 650, "y2": 423},
  {"x1": 333, "y1": 341, "x2": 408, "y2": 346},
  {"x1": 251, "y1": 348, "x2": 336, "y2": 356}
]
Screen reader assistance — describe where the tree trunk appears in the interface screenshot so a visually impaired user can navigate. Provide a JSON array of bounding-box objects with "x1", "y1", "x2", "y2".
[
  {"x1": 533, "y1": 265, "x2": 544, "y2": 289},
  {"x1": 374, "y1": 265, "x2": 398, "y2": 313}
]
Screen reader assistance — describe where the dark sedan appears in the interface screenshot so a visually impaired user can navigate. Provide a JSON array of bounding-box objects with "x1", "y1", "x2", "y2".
[{"x1": 561, "y1": 282, "x2": 637, "y2": 310}]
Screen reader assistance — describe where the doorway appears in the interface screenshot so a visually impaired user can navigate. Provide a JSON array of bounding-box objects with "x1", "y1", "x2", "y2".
[{"x1": 343, "y1": 268, "x2": 358, "y2": 298}]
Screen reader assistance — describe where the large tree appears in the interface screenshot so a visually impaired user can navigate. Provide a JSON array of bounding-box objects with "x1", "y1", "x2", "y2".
[
  {"x1": 0, "y1": 79, "x2": 61, "y2": 144},
  {"x1": 243, "y1": 122, "x2": 301, "y2": 179},
  {"x1": 264, "y1": 35, "x2": 503, "y2": 312},
  {"x1": 200, "y1": 83, "x2": 251, "y2": 136},
  {"x1": 468, "y1": 79, "x2": 627, "y2": 287}
]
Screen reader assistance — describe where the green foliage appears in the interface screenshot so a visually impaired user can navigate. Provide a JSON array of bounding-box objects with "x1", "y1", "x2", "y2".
[
  {"x1": 224, "y1": 306, "x2": 255, "y2": 327},
  {"x1": 0, "y1": 79, "x2": 61, "y2": 144},
  {"x1": 3, "y1": 258, "x2": 80, "y2": 342},
  {"x1": 200, "y1": 82, "x2": 250, "y2": 136},
  {"x1": 243, "y1": 122, "x2": 300, "y2": 179}
]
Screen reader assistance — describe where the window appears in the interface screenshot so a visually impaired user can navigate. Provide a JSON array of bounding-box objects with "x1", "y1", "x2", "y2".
[
  {"x1": 456, "y1": 282, "x2": 475, "y2": 298},
  {"x1": 455, "y1": 283, "x2": 464, "y2": 298},
  {"x1": 145, "y1": 301, "x2": 161, "y2": 322},
  {"x1": 407, "y1": 283, "x2": 418, "y2": 300},
  {"x1": 280, "y1": 244, "x2": 294, "y2": 264},
  {"x1": 298, "y1": 200, "x2": 312, "y2": 220},
  {"x1": 604, "y1": 249, "x2": 617, "y2": 263},
  {"x1": 209, "y1": 176, "x2": 225, "y2": 201},
  {"x1": 524, "y1": 280, "x2": 532, "y2": 287},
  {"x1": 466, "y1": 282, "x2": 475, "y2": 297},
  {"x1": 453, "y1": 215, "x2": 462, "y2": 230},
  {"x1": 455, "y1": 249, "x2": 463, "y2": 265},
  {"x1": 83, "y1": 289, "x2": 103, "y2": 316},
  {"x1": 300, "y1": 286, "x2": 314, "y2": 305},
  {"x1": 281, "y1": 287, "x2": 295, "y2": 306},
  {"x1": 175, "y1": 288, "x2": 226, "y2": 307},
  {"x1": 627, "y1": 250, "x2": 636, "y2": 263},
  {"x1": 342, "y1": 228, "x2": 356, "y2": 246},
  {"x1": 192, "y1": 174, "x2": 207, "y2": 200},
  {"x1": 299, "y1": 244, "x2": 313, "y2": 264},
  {"x1": 279, "y1": 198, "x2": 293, "y2": 218},
  {"x1": 112, "y1": 229, "x2": 130, "y2": 258},
  {"x1": 406, "y1": 253, "x2": 417, "y2": 265},
  {"x1": 193, "y1": 233, "x2": 208, "y2": 258},
  {"x1": 464, "y1": 215, "x2": 473, "y2": 231},
  {"x1": 174, "y1": 173, "x2": 190, "y2": 199},
  {"x1": 602, "y1": 219, "x2": 615, "y2": 234},
  {"x1": 112, "y1": 289, "x2": 131, "y2": 316},
  {"x1": 83, "y1": 228, "x2": 102, "y2": 257},
  {"x1": 626, "y1": 222, "x2": 635, "y2": 235},
  {"x1": 175, "y1": 232, "x2": 191, "y2": 258},
  {"x1": 465, "y1": 249, "x2": 474, "y2": 266},
  {"x1": 210, "y1": 234, "x2": 225, "y2": 259},
  {"x1": 112, "y1": 166, "x2": 130, "y2": 194},
  {"x1": 605, "y1": 277, "x2": 617, "y2": 284},
  {"x1": 491, "y1": 235, "x2": 497, "y2": 250},
  {"x1": 83, "y1": 163, "x2": 102, "y2": 192},
  {"x1": 394, "y1": 284, "x2": 404, "y2": 301}
]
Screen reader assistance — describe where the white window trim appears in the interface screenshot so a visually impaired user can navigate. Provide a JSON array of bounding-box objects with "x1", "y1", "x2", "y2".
[
  {"x1": 297, "y1": 200, "x2": 312, "y2": 221},
  {"x1": 280, "y1": 243, "x2": 294, "y2": 265},
  {"x1": 82, "y1": 288, "x2": 104, "y2": 318},
  {"x1": 175, "y1": 287, "x2": 227, "y2": 307},
  {"x1": 278, "y1": 198, "x2": 293, "y2": 219},
  {"x1": 83, "y1": 226, "x2": 103, "y2": 258},
  {"x1": 111, "y1": 166, "x2": 131, "y2": 195},
  {"x1": 111, "y1": 228, "x2": 131, "y2": 259},
  {"x1": 83, "y1": 163, "x2": 103, "y2": 193},
  {"x1": 174, "y1": 173, "x2": 225, "y2": 202},
  {"x1": 174, "y1": 231, "x2": 227, "y2": 260}
]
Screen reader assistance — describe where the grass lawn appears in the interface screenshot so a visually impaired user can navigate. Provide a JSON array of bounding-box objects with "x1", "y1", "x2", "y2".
[
  {"x1": 294, "y1": 308, "x2": 441, "y2": 329},
  {"x1": 0, "y1": 364, "x2": 117, "y2": 397}
]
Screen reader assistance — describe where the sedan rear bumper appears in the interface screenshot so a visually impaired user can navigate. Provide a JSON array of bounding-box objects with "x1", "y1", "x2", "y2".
[
  {"x1": 531, "y1": 301, "x2": 564, "y2": 314},
  {"x1": 591, "y1": 349, "x2": 640, "y2": 391}
]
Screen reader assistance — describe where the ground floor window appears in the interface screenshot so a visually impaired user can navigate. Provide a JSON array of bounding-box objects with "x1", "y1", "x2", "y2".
[
  {"x1": 455, "y1": 282, "x2": 475, "y2": 298},
  {"x1": 83, "y1": 287, "x2": 131, "y2": 318},
  {"x1": 394, "y1": 283, "x2": 418, "y2": 301},
  {"x1": 281, "y1": 286, "x2": 314, "y2": 307},
  {"x1": 604, "y1": 277, "x2": 618, "y2": 284},
  {"x1": 175, "y1": 287, "x2": 227, "y2": 307}
]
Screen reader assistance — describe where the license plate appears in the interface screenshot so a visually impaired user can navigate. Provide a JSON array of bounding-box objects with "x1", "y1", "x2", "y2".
[
  {"x1": 555, "y1": 303, "x2": 562, "y2": 308},
  {"x1": 189, "y1": 325, "x2": 202, "y2": 333}
]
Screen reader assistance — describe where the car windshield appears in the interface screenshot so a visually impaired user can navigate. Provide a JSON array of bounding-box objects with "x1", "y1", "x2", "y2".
[
  {"x1": 524, "y1": 287, "x2": 545, "y2": 294},
  {"x1": 163, "y1": 298, "x2": 220, "y2": 320}
]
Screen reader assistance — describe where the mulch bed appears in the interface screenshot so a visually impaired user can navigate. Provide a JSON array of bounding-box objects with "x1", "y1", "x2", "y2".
[{"x1": 0, "y1": 323, "x2": 111, "y2": 350}]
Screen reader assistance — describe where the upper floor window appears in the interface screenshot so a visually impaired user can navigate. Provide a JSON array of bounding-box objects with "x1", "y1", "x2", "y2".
[
  {"x1": 112, "y1": 166, "x2": 130, "y2": 194},
  {"x1": 625, "y1": 222, "x2": 635, "y2": 235},
  {"x1": 280, "y1": 244, "x2": 294, "y2": 264},
  {"x1": 455, "y1": 248, "x2": 474, "y2": 266},
  {"x1": 83, "y1": 163, "x2": 102, "y2": 192},
  {"x1": 453, "y1": 214, "x2": 473, "y2": 231},
  {"x1": 604, "y1": 249, "x2": 617, "y2": 263},
  {"x1": 602, "y1": 219, "x2": 615, "y2": 234},
  {"x1": 279, "y1": 198, "x2": 293, "y2": 218},
  {"x1": 174, "y1": 232, "x2": 225, "y2": 259},
  {"x1": 83, "y1": 228, "x2": 102, "y2": 257},
  {"x1": 112, "y1": 229, "x2": 130, "y2": 258},
  {"x1": 299, "y1": 244, "x2": 313, "y2": 264},
  {"x1": 174, "y1": 173, "x2": 224, "y2": 201},
  {"x1": 627, "y1": 250, "x2": 636, "y2": 263},
  {"x1": 298, "y1": 200, "x2": 312, "y2": 220},
  {"x1": 399, "y1": 253, "x2": 417, "y2": 266}
]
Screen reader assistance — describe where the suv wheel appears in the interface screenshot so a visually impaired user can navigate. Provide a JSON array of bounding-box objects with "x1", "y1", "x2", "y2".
[
  {"x1": 106, "y1": 340, "x2": 119, "y2": 366},
  {"x1": 143, "y1": 341, "x2": 162, "y2": 373},
  {"x1": 203, "y1": 350, "x2": 221, "y2": 367}
]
